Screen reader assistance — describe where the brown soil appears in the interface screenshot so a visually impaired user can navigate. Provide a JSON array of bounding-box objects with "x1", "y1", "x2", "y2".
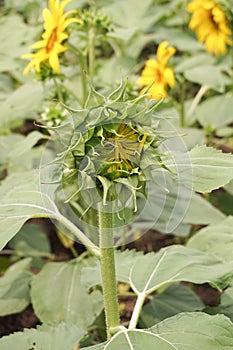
[{"x1": 0, "y1": 306, "x2": 38, "y2": 338}]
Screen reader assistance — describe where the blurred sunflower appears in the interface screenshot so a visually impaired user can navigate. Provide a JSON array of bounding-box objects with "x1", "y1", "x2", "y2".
[
  {"x1": 22, "y1": 0, "x2": 79, "y2": 74},
  {"x1": 137, "y1": 41, "x2": 176, "y2": 100},
  {"x1": 187, "y1": 0, "x2": 232, "y2": 56}
]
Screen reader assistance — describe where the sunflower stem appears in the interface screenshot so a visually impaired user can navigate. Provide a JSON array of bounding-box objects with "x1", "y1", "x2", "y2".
[
  {"x1": 231, "y1": 46, "x2": 233, "y2": 74},
  {"x1": 79, "y1": 53, "x2": 88, "y2": 106},
  {"x1": 53, "y1": 78, "x2": 63, "y2": 102},
  {"x1": 67, "y1": 43, "x2": 88, "y2": 106},
  {"x1": 88, "y1": 26, "x2": 96, "y2": 83},
  {"x1": 98, "y1": 202, "x2": 120, "y2": 339},
  {"x1": 179, "y1": 76, "x2": 185, "y2": 127}
]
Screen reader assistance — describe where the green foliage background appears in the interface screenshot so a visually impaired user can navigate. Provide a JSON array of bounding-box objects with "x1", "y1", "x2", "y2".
[{"x1": 0, "y1": 0, "x2": 233, "y2": 348}]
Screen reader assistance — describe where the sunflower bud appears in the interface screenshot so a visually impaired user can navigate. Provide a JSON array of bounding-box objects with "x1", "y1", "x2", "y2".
[{"x1": 42, "y1": 81, "x2": 178, "y2": 236}]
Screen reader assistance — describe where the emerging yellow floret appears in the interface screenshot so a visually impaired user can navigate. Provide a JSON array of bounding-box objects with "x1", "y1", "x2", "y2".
[
  {"x1": 22, "y1": 0, "x2": 79, "y2": 74},
  {"x1": 100, "y1": 124, "x2": 147, "y2": 178},
  {"x1": 137, "y1": 41, "x2": 176, "y2": 100},
  {"x1": 187, "y1": 0, "x2": 233, "y2": 56}
]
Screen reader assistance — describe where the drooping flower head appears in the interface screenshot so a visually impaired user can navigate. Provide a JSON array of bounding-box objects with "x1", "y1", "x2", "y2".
[
  {"x1": 187, "y1": 0, "x2": 233, "y2": 56},
  {"x1": 137, "y1": 41, "x2": 176, "y2": 100},
  {"x1": 22, "y1": 0, "x2": 79, "y2": 74}
]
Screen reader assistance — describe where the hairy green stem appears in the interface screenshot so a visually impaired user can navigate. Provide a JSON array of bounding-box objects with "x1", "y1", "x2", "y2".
[
  {"x1": 53, "y1": 77, "x2": 63, "y2": 102},
  {"x1": 79, "y1": 53, "x2": 88, "y2": 106},
  {"x1": 231, "y1": 46, "x2": 233, "y2": 78},
  {"x1": 98, "y1": 203, "x2": 120, "y2": 339},
  {"x1": 68, "y1": 43, "x2": 88, "y2": 106},
  {"x1": 88, "y1": 27, "x2": 96, "y2": 82},
  {"x1": 179, "y1": 76, "x2": 185, "y2": 127}
]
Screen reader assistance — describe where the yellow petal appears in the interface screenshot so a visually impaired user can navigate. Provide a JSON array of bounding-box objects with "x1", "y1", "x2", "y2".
[
  {"x1": 157, "y1": 41, "x2": 176, "y2": 65},
  {"x1": 137, "y1": 76, "x2": 155, "y2": 86},
  {"x1": 49, "y1": 51, "x2": 60, "y2": 73},
  {"x1": 63, "y1": 17, "x2": 80, "y2": 29},
  {"x1": 43, "y1": 8, "x2": 54, "y2": 27},
  {"x1": 163, "y1": 67, "x2": 175, "y2": 87},
  {"x1": 59, "y1": 0, "x2": 72, "y2": 14},
  {"x1": 23, "y1": 61, "x2": 35, "y2": 75},
  {"x1": 149, "y1": 82, "x2": 167, "y2": 99},
  {"x1": 21, "y1": 53, "x2": 33, "y2": 59},
  {"x1": 187, "y1": 0, "x2": 232, "y2": 56},
  {"x1": 30, "y1": 40, "x2": 46, "y2": 49},
  {"x1": 49, "y1": 0, "x2": 56, "y2": 13}
]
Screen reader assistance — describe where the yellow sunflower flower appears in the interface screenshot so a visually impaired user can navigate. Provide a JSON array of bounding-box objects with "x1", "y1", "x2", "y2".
[
  {"x1": 22, "y1": 0, "x2": 79, "y2": 74},
  {"x1": 187, "y1": 0, "x2": 233, "y2": 56},
  {"x1": 137, "y1": 41, "x2": 176, "y2": 100}
]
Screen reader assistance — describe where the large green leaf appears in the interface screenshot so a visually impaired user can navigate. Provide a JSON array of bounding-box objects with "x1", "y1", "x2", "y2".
[
  {"x1": 225, "y1": 179, "x2": 233, "y2": 195},
  {"x1": 0, "y1": 82, "x2": 44, "y2": 129},
  {"x1": 81, "y1": 249, "x2": 143, "y2": 289},
  {"x1": 99, "y1": 0, "x2": 155, "y2": 31},
  {"x1": 0, "y1": 170, "x2": 95, "y2": 253},
  {"x1": 209, "y1": 191, "x2": 233, "y2": 216},
  {"x1": 0, "y1": 258, "x2": 32, "y2": 316},
  {"x1": 150, "y1": 312, "x2": 233, "y2": 349},
  {"x1": 164, "y1": 145, "x2": 233, "y2": 193},
  {"x1": 132, "y1": 173, "x2": 192, "y2": 236},
  {"x1": 180, "y1": 127, "x2": 206, "y2": 149},
  {"x1": 134, "y1": 175, "x2": 224, "y2": 237},
  {"x1": 84, "y1": 313, "x2": 233, "y2": 350},
  {"x1": 184, "y1": 65, "x2": 231, "y2": 91},
  {"x1": 0, "y1": 134, "x2": 22, "y2": 164},
  {"x1": 96, "y1": 56, "x2": 137, "y2": 85},
  {"x1": 139, "y1": 284, "x2": 204, "y2": 327},
  {"x1": 0, "y1": 14, "x2": 36, "y2": 73},
  {"x1": 9, "y1": 223, "x2": 52, "y2": 259},
  {"x1": 195, "y1": 94, "x2": 233, "y2": 129},
  {"x1": 153, "y1": 26, "x2": 202, "y2": 51},
  {"x1": 0, "y1": 171, "x2": 58, "y2": 251},
  {"x1": 0, "y1": 323, "x2": 85, "y2": 350},
  {"x1": 187, "y1": 216, "x2": 233, "y2": 261},
  {"x1": 129, "y1": 245, "x2": 233, "y2": 295},
  {"x1": 0, "y1": 132, "x2": 45, "y2": 172},
  {"x1": 175, "y1": 53, "x2": 215, "y2": 73},
  {"x1": 0, "y1": 73, "x2": 14, "y2": 101},
  {"x1": 81, "y1": 246, "x2": 233, "y2": 296},
  {"x1": 183, "y1": 192, "x2": 225, "y2": 225},
  {"x1": 31, "y1": 258, "x2": 103, "y2": 329}
]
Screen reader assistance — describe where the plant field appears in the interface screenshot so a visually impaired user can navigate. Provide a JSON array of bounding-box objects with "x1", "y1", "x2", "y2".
[{"x1": 0, "y1": 0, "x2": 233, "y2": 349}]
